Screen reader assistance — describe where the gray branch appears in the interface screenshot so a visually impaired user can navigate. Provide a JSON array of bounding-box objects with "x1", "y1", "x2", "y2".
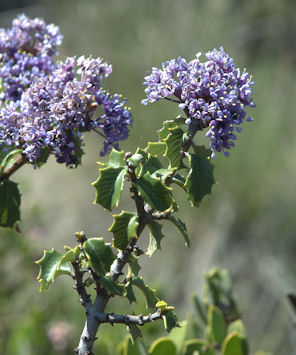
[{"x1": 94, "y1": 309, "x2": 162, "y2": 326}]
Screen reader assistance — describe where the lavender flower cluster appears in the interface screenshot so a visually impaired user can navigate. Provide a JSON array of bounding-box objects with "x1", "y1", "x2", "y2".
[
  {"x1": 0, "y1": 14, "x2": 62, "y2": 103},
  {"x1": 142, "y1": 48, "x2": 255, "y2": 158},
  {"x1": 0, "y1": 15, "x2": 132, "y2": 166}
]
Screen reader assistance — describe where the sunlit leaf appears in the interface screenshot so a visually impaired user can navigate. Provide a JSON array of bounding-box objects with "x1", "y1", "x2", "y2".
[
  {"x1": 208, "y1": 305, "x2": 226, "y2": 346},
  {"x1": 109, "y1": 211, "x2": 139, "y2": 250},
  {"x1": 36, "y1": 249, "x2": 71, "y2": 291},
  {"x1": 148, "y1": 337, "x2": 177, "y2": 355},
  {"x1": 168, "y1": 215, "x2": 190, "y2": 247},
  {"x1": 92, "y1": 166, "x2": 127, "y2": 211},
  {"x1": 164, "y1": 128, "x2": 184, "y2": 168}
]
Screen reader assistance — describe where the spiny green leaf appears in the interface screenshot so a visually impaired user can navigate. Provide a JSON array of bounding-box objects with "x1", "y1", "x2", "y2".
[
  {"x1": 36, "y1": 249, "x2": 72, "y2": 291},
  {"x1": 164, "y1": 128, "x2": 184, "y2": 168},
  {"x1": 147, "y1": 142, "x2": 166, "y2": 157},
  {"x1": 128, "y1": 324, "x2": 143, "y2": 343},
  {"x1": 148, "y1": 337, "x2": 177, "y2": 355},
  {"x1": 163, "y1": 310, "x2": 178, "y2": 332},
  {"x1": 158, "y1": 118, "x2": 185, "y2": 140},
  {"x1": 185, "y1": 153, "x2": 215, "y2": 207},
  {"x1": 208, "y1": 305, "x2": 226, "y2": 346},
  {"x1": 141, "y1": 156, "x2": 163, "y2": 176},
  {"x1": 135, "y1": 172, "x2": 174, "y2": 212},
  {"x1": 0, "y1": 180, "x2": 21, "y2": 228},
  {"x1": 59, "y1": 246, "x2": 80, "y2": 266},
  {"x1": 109, "y1": 211, "x2": 139, "y2": 250},
  {"x1": 168, "y1": 215, "x2": 190, "y2": 247},
  {"x1": 128, "y1": 254, "x2": 141, "y2": 277},
  {"x1": 152, "y1": 168, "x2": 176, "y2": 182},
  {"x1": 98, "y1": 149, "x2": 126, "y2": 168},
  {"x1": 221, "y1": 332, "x2": 248, "y2": 355},
  {"x1": 100, "y1": 276, "x2": 124, "y2": 296},
  {"x1": 92, "y1": 166, "x2": 127, "y2": 211},
  {"x1": 132, "y1": 277, "x2": 158, "y2": 309},
  {"x1": 147, "y1": 221, "x2": 165, "y2": 257},
  {"x1": 193, "y1": 145, "x2": 212, "y2": 159},
  {"x1": 83, "y1": 238, "x2": 115, "y2": 275},
  {"x1": 125, "y1": 280, "x2": 137, "y2": 303}
]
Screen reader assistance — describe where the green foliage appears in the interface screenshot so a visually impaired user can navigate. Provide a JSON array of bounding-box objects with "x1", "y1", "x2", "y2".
[
  {"x1": 83, "y1": 237, "x2": 115, "y2": 275},
  {"x1": 185, "y1": 153, "x2": 215, "y2": 207},
  {"x1": 132, "y1": 277, "x2": 158, "y2": 309},
  {"x1": 0, "y1": 180, "x2": 21, "y2": 228},
  {"x1": 148, "y1": 337, "x2": 177, "y2": 355},
  {"x1": 135, "y1": 172, "x2": 174, "y2": 211},
  {"x1": 109, "y1": 211, "x2": 139, "y2": 250},
  {"x1": 221, "y1": 332, "x2": 248, "y2": 355},
  {"x1": 164, "y1": 127, "x2": 184, "y2": 168},
  {"x1": 36, "y1": 249, "x2": 72, "y2": 291},
  {"x1": 147, "y1": 221, "x2": 165, "y2": 256},
  {"x1": 92, "y1": 166, "x2": 127, "y2": 211},
  {"x1": 168, "y1": 215, "x2": 190, "y2": 247},
  {"x1": 208, "y1": 305, "x2": 226, "y2": 346},
  {"x1": 0, "y1": 146, "x2": 22, "y2": 174}
]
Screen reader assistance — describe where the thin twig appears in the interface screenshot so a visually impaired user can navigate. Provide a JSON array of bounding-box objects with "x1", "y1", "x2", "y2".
[
  {"x1": 94, "y1": 309, "x2": 162, "y2": 326},
  {"x1": 0, "y1": 154, "x2": 27, "y2": 183}
]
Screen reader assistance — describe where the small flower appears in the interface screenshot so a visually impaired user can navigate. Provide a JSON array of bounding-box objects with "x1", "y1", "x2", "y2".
[
  {"x1": 142, "y1": 47, "x2": 255, "y2": 157},
  {"x1": 0, "y1": 14, "x2": 62, "y2": 103}
]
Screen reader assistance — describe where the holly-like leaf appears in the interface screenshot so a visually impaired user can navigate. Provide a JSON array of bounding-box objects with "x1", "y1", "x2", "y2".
[
  {"x1": 221, "y1": 332, "x2": 248, "y2": 355},
  {"x1": 168, "y1": 215, "x2": 190, "y2": 247},
  {"x1": 193, "y1": 145, "x2": 212, "y2": 159},
  {"x1": 59, "y1": 246, "x2": 80, "y2": 266},
  {"x1": 132, "y1": 277, "x2": 158, "y2": 309},
  {"x1": 141, "y1": 156, "x2": 163, "y2": 176},
  {"x1": 163, "y1": 310, "x2": 178, "y2": 333},
  {"x1": 83, "y1": 238, "x2": 115, "y2": 275},
  {"x1": 185, "y1": 153, "x2": 215, "y2": 207},
  {"x1": 208, "y1": 304, "x2": 226, "y2": 346},
  {"x1": 158, "y1": 118, "x2": 185, "y2": 140},
  {"x1": 98, "y1": 149, "x2": 126, "y2": 168},
  {"x1": 148, "y1": 337, "x2": 177, "y2": 355},
  {"x1": 36, "y1": 249, "x2": 72, "y2": 291},
  {"x1": 92, "y1": 166, "x2": 127, "y2": 211},
  {"x1": 0, "y1": 180, "x2": 21, "y2": 228},
  {"x1": 109, "y1": 211, "x2": 139, "y2": 250},
  {"x1": 128, "y1": 254, "x2": 141, "y2": 277},
  {"x1": 147, "y1": 142, "x2": 166, "y2": 157},
  {"x1": 172, "y1": 173, "x2": 186, "y2": 190},
  {"x1": 152, "y1": 168, "x2": 176, "y2": 182},
  {"x1": 100, "y1": 275, "x2": 124, "y2": 296},
  {"x1": 128, "y1": 153, "x2": 144, "y2": 167},
  {"x1": 164, "y1": 128, "x2": 184, "y2": 168},
  {"x1": 129, "y1": 324, "x2": 143, "y2": 343},
  {"x1": 135, "y1": 172, "x2": 173, "y2": 212},
  {"x1": 125, "y1": 280, "x2": 137, "y2": 303},
  {"x1": 147, "y1": 221, "x2": 165, "y2": 257}
]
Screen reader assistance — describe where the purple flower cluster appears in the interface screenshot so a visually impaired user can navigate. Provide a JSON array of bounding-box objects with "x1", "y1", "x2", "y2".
[
  {"x1": 142, "y1": 48, "x2": 255, "y2": 158},
  {"x1": 0, "y1": 14, "x2": 62, "y2": 103},
  {"x1": 0, "y1": 16, "x2": 132, "y2": 166},
  {"x1": 0, "y1": 56, "x2": 132, "y2": 165}
]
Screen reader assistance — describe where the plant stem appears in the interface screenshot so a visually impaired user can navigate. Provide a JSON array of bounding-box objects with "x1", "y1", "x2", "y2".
[{"x1": 0, "y1": 154, "x2": 27, "y2": 183}]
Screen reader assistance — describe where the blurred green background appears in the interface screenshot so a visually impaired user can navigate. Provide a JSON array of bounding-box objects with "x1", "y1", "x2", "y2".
[{"x1": 1, "y1": 0, "x2": 296, "y2": 353}]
